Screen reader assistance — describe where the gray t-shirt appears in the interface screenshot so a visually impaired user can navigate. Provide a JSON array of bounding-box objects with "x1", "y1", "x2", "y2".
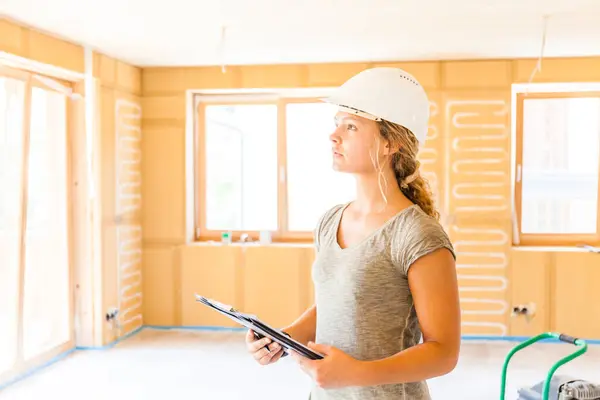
[{"x1": 309, "y1": 203, "x2": 456, "y2": 400}]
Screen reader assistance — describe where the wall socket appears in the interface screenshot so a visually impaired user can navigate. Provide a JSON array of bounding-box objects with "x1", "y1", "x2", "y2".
[
  {"x1": 106, "y1": 307, "x2": 122, "y2": 336},
  {"x1": 511, "y1": 302, "x2": 536, "y2": 322},
  {"x1": 105, "y1": 307, "x2": 119, "y2": 322}
]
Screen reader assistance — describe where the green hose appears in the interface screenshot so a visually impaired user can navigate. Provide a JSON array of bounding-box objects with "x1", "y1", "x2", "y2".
[{"x1": 499, "y1": 332, "x2": 588, "y2": 400}]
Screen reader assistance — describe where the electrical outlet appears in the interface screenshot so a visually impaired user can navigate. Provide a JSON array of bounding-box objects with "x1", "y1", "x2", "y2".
[
  {"x1": 105, "y1": 307, "x2": 119, "y2": 321},
  {"x1": 511, "y1": 302, "x2": 536, "y2": 322}
]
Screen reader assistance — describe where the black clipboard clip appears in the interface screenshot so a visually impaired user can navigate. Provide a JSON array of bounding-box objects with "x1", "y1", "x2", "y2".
[{"x1": 194, "y1": 294, "x2": 324, "y2": 360}]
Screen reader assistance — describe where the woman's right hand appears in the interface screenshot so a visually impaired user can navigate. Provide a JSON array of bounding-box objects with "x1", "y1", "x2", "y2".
[{"x1": 245, "y1": 329, "x2": 285, "y2": 365}]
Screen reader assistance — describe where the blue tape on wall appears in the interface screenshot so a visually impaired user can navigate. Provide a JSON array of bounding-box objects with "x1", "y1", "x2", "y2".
[
  {"x1": 461, "y1": 335, "x2": 600, "y2": 345},
  {"x1": 144, "y1": 325, "x2": 245, "y2": 332},
  {"x1": 75, "y1": 326, "x2": 144, "y2": 351}
]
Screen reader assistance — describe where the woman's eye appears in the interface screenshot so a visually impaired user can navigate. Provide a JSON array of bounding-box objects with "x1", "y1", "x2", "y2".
[{"x1": 347, "y1": 124, "x2": 357, "y2": 131}]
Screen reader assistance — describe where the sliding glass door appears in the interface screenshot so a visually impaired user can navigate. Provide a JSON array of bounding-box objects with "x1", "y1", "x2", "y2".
[
  {"x1": 0, "y1": 75, "x2": 27, "y2": 376},
  {"x1": 0, "y1": 66, "x2": 74, "y2": 383}
]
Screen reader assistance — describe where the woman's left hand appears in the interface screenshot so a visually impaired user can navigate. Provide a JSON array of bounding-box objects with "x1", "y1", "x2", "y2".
[{"x1": 289, "y1": 342, "x2": 365, "y2": 389}]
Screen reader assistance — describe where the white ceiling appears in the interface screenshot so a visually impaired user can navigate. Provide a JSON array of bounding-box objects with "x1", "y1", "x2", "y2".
[{"x1": 2, "y1": 0, "x2": 600, "y2": 67}]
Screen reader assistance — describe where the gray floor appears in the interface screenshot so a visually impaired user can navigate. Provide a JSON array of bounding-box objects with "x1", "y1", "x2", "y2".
[{"x1": 1, "y1": 328, "x2": 599, "y2": 400}]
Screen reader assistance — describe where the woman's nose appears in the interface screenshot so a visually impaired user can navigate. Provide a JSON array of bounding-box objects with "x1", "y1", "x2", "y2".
[{"x1": 329, "y1": 128, "x2": 341, "y2": 143}]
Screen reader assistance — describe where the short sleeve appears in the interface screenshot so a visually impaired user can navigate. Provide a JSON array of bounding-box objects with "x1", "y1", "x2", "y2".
[
  {"x1": 391, "y1": 211, "x2": 456, "y2": 276},
  {"x1": 313, "y1": 203, "x2": 345, "y2": 253}
]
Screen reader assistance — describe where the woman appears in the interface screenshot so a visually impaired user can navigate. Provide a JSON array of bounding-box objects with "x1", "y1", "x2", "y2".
[{"x1": 246, "y1": 67, "x2": 460, "y2": 400}]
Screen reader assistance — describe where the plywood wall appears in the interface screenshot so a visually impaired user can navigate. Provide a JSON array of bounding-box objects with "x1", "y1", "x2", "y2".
[
  {"x1": 0, "y1": 18, "x2": 84, "y2": 73},
  {"x1": 509, "y1": 248, "x2": 600, "y2": 339},
  {"x1": 93, "y1": 53, "x2": 143, "y2": 343},
  {"x1": 141, "y1": 56, "x2": 600, "y2": 339}
]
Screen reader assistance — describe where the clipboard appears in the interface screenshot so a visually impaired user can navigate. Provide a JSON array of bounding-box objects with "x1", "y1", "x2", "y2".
[{"x1": 194, "y1": 294, "x2": 324, "y2": 360}]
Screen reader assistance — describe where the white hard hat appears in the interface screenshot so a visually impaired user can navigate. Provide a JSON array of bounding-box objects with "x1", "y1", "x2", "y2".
[{"x1": 323, "y1": 67, "x2": 430, "y2": 144}]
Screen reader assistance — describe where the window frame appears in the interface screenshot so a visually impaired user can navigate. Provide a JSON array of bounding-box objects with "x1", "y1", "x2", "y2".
[
  {"x1": 514, "y1": 90, "x2": 600, "y2": 246},
  {"x1": 0, "y1": 64, "x2": 77, "y2": 384},
  {"x1": 193, "y1": 93, "x2": 338, "y2": 243}
]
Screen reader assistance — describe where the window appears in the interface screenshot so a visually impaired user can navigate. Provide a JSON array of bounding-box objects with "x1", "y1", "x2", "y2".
[
  {"x1": 22, "y1": 86, "x2": 71, "y2": 359},
  {"x1": 0, "y1": 75, "x2": 26, "y2": 375},
  {"x1": 195, "y1": 95, "x2": 355, "y2": 241},
  {"x1": 515, "y1": 91, "x2": 600, "y2": 245},
  {"x1": 0, "y1": 65, "x2": 74, "y2": 381},
  {"x1": 204, "y1": 104, "x2": 278, "y2": 231}
]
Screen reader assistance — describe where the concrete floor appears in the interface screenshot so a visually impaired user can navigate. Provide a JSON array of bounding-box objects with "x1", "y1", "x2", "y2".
[{"x1": 1, "y1": 328, "x2": 599, "y2": 400}]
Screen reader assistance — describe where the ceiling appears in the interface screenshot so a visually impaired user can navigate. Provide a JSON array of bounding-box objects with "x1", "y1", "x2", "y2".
[{"x1": 2, "y1": 0, "x2": 600, "y2": 67}]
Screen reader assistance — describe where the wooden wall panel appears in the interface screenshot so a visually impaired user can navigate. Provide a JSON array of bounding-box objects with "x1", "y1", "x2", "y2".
[
  {"x1": 240, "y1": 65, "x2": 307, "y2": 88},
  {"x1": 180, "y1": 245, "x2": 243, "y2": 327},
  {"x1": 141, "y1": 126, "x2": 186, "y2": 243},
  {"x1": 142, "y1": 248, "x2": 176, "y2": 326},
  {"x1": 142, "y1": 67, "x2": 241, "y2": 96},
  {"x1": 443, "y1": 61, "x2": 512, "y2": 89},
  {"x1": 113, "y1": 94, "x2": 143, "y2": 335},
  {"x1": 0, "y1": 19, "x2": 26, "y2": 56},
  {"x1": 444, "y1": 91, "x2": 512, "y2": 336},
  {"x1": 27, "y1": 30, "x2": 85, "y2": 73},
  {"x1": 116, "y1": 61, "x2": 142, "y2": 95},
  {"x1": 508, "y1": 249, "x2": 551, "y2": 336},
  {"x1": 91, "y1": 50, "x2": 144, "y2": 342},
  {"x1": 514, "y1": 57, "x2": 600, "y2": 83},
  {"x1": 100, "y1": 87, "x2": 118, "y2": 342},
  {"x1": 553, "y1": 252, "x2": 600, "y2": 339},
  {"x1": 94, "y1": 54, "x2": 117, "y2": 87},
  {"x1": 243, "y1": 246, "x2": 313, "y2": 328},
  {"x1": 445, "y1": 91, "x2": 511, "y2": 220},
  {"x1": 141, "y1": 95, "x2": 186, "y2": 121},
  {"x1": 0, "y1": 19, "x2": 85, "y2": 73},
  {"x1": 453, "y1": 221, "x2": 512, "y2": 336},
  {"x1": 98, "y1": 86, "x2": 144, "y2": 341}
]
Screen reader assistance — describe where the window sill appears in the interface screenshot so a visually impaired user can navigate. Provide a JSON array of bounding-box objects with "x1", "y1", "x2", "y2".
[
  {"x1": 511, "y1": 245, "x2": 600, "y2": 253},
  {"x1": 190, "y1": 240, "x2": 314, "y2": 249}
]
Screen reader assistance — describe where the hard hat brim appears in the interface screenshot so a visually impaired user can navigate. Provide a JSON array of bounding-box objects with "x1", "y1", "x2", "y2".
[{"x1": 320, "y1": 96, "x2": 382, "y2": 122}]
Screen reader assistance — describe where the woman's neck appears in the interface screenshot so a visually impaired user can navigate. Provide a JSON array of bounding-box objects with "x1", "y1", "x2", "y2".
[{"x1": 352, "y1": 169, "x2": 410, "y2": 214}]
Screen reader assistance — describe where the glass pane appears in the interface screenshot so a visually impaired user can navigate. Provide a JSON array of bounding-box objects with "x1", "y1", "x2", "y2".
[
  {"x1": 0, "y1": 77, "x2": 26, "y2": 374},
  {"x1": 23, "y1": 87, "x2": 71, "y2": 360},
  {"x1": 521, "y1": 96, "x2": 600, "y2": 234},
  {"x1": 204, "y1": 104, "x2": 278, "y2": 232},
  {"x1": 286, "y1": 102, "x2": 355, "y2": 232}
]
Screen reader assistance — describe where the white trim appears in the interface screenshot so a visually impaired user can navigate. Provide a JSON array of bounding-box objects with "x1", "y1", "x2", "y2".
[
  {"x1": 513, "y1": 81, "x2": 600, "y2": 94},
  {"x1": 84, "y1": 46, "x2": 104, "y2": 347},
  {"x1": 510, "y1": 86, "x2": 519, "y2": 245},
  {"x1": 185, "y1": 89, "x2": 196, "y2": 243},
  {"x1": 192, "y1": 87, "x2": 336, "y2": 103},
  {"x1": 0, "y1": 51, "x2": 85, "y2": 82},
  {"x1": 31, "y1": 74, "x2": 82, "y2": 99}
]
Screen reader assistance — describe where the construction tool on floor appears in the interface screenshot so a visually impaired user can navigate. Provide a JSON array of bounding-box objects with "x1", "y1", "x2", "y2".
[{"x1": 500, "y1": 332, "x2": 600, "y2": 400}]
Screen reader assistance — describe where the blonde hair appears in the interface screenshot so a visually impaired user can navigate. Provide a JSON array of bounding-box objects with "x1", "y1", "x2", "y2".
[{"x1": 375, "y1": 120, "x2": 439, "y2": 220}]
